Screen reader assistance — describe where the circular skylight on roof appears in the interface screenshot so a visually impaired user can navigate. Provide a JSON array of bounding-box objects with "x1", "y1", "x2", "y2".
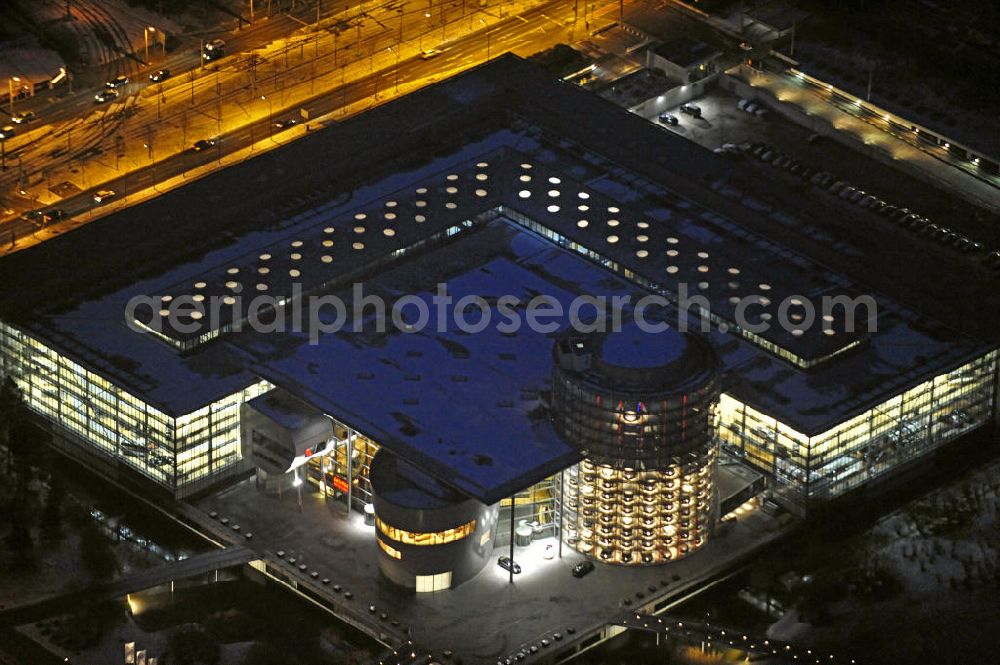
[
  {"x1": 416, "y1": 187, "x2": 427, "y2": 194},
  {"x1": 548, "y1": 190, "x2": 560, "y2": 197},
  {"x1": 579, "y1": 192, "x2": 590, "y2": 199},
  {"x1": 791, "y1": 329, "x2": 804, "y2": 337},
  {"x1": 445, "y1": 202, "x2": 457, "y2": 209},
  {"x1": 256, "y1": 284, "x2": 268, "y2": 291},
  {"x1": 288, "y1": 270, "x2": 300, "y2": 278},
  {"x1": 697, "y1": 251, "x2": 710, "y2": 259},
  {"x1": 160, "y1": 295, "x2": 172, "y2": 303},
  {"x1": 355, "y1": 213, "x2": 367, "y2": 220},
  {"x1": 637, "y1": 221, "x2": 649, "y2": 229},
  {"x1": 446, "y1": 186, "x2": 458, "y2": 194},
  {"x1": 727, "y1": 281, "x2": 738, "y2": 289},
  {"x1": 823, "y1": 314, "x2": 834, "y2": 322},
  {"x1": 159, "y1": 308, "x2": 170, "y2": 317},
  {"x1": 760, "y1": 297, "x2": 771, "y2": 306},
  {"x1": 383, "y1": 228, "x2": 396, "y2": 237},
  {"x1": 324, "y1": 227, "x2": 334, "y2": 234},
  {"x1": 577, "y1": 220, "x2": 589, "y2": 228},
  {"x1": 476, "y1": 162, "x2": 488, "y2": 168},
  {"x1": 352, "y1": 242, "x2": 365, "y2": 250},
  {"x1": 636, "y1": 250, "x2": 648, "y2": 258},
  {"x1": 416, "y1": 200, "x2": 427, "y2": 207},
  {"x1": 607, "y1": 235, "x2": 619, "y2": 243},
  {"x1": 761, "y1": 313, "x2": 772, "y2": 321},
  {"x1": 519, "y1": 190, "x2": 531, "y2": 198},
  {"x1": 415, "y1": 215, "x2": 426, "y2": 222},
  {"x1": 520, "y1": 163, "x2": 532, "y2": 169},
  {"x1": 223, "y1": 296, "x2": 237, "y2": 305},
  {"x1": 258, "y1": 267, "x2": 270, "y2": 274},
  {"x1": 386, "y1": 200, "x2": 398, "y2": 208},
  {"x1": 226, "y1": 281, "x2": 238, "y2": 289},
  {"x1": 476, "y1": 174, "x2": 488, "y2": 181},
  {"x1": 608, "y1": 206, "x2": 620, "y2": 213},
  {"x1": 520, "y1": 175, "x2": 531, "y2": 182},
  {"x1": 578, "y1": 205, "x2": 589, "y2": 211},
  {"x1": 385, "y1": 212, "x2": 397, "y2": 220},
  {"x1": 354, "y1": 226, "x2": 366, "y2": 233},
  {"x1": 193, "y1": 294, "x2": 205, "y2": 302},
  {"x1": 194, "y1": 281, "x2": 206, "y2": 289},
  {"x1": 759, "y1": 283, "x2": 771, "y2": 290},
  {"x1": 447, "y1": 174, "x2": 459, "y2": 181},
  {"x1": 667, "y1": 249, "x2": 678, "y2": 257},
  {"x1": 790, "y1": 297, "x2": 804, "y2": 306},
  {"x1": 475, "y1": 189, "x2": 487, "y2": 197},
  {"x1": 824, "y1": 329, "x2": 835, "y2": 336},
  {"x1": 321, "y1": 255, "x2": 333, "y2": 263},
  {"x1": 666, "y1": 236, "x2": 679, "y2": 244},
  {"x1": 698, "y1": 281, "x2": 709, "y2": 290},
  {"x1": 697, "y1": 265, "x2": 709, "y2": 273},
  {"x1": 191, "y1": 310, "x2": 204, "y2": 320},
  {"x1": 607, "y1": 219, "x2": 619, "y2": 227},
  {"x1": 547, "y1": 177, "x2": 560, "y2": 185},
  {"x1": 227, "y1": 268, "x2": 239, "y2": 274},
  {"x1": 637, "y1": 235, "x2": 648, "y2": 242},
  {"x1": 729, "y1": 297, "x2": 740, "y2": 305},
  {"x1": 291, "y1": 240, "x2": 303, "y2": 248},
  {"x1": 667, "y1": 265, "x2": 679, "y2": 274},
  {"x1": 260, "y1": 253, "x2": 272, "y2": 261},
  {"x1": 728, "y1": 267, "x2": 740, "y2": 275},
  {"x1": 547, "y1": 205, "x2": 560, "y2": 213},
  {"x1": 322, "y1": 239, "x2": 333, "y2": 247}
]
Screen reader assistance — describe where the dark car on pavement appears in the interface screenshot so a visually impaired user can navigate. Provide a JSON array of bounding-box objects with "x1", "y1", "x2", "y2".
[
  {"x1": 149, "y1": 69, "x2": 171, "y2": 83},
  {"x1": 274, "y1": 118, "x2": 298, "y2": 129},
  {"x1": 43, "y1": 209, "x2": 66, "y2": 224},
  {"x1": 571, "y1": 560, "x2": 595, "y2": 578},
  {"x1": 105, "y1": 75, "x2": 130, "y2": 88},
  {"x1": 193, "y1": 139, "x2": 217, "y2": 151},
  {"x1": 497, "y1": 556, "x2": 521, "y2": 574},
  {"x1": 11, "y1": 111, "x2": 36, "y2": 124},
  {"x1": 657, "y1": 112, "x2": 679, "y2": 126},
  {"x1": 679, "y1": 103, "x2": 702, "y2": 118}
]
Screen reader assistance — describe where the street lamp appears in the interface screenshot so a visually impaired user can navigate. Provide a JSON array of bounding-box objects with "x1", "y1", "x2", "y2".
[
  {"x1": 387, "y1": 47, "x2": 399, "y2": 93},
  {"x1": 8, "y1": 76, "x2": 21, "y2": 115},
  {"x1": 261, "y1": 95, "x2": 273, "y2": 140},
  {"x1": 144, "y1": 27, "x2": 156, "y2": 64},
  {"x1": 480, "y1": 19, "x2": 491, "y2": 61}
]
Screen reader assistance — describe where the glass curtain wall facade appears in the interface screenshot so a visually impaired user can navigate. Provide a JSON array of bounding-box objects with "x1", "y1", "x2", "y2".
[
  {"x1": 305, "y1": 417, "x2": 380, "y2": 510},
  {"x1": 0, "y1": 321, "x2": 271, "y2": 497},
  {"x1": 719, "y1": 350, "x2": 999, "y2": 509}
]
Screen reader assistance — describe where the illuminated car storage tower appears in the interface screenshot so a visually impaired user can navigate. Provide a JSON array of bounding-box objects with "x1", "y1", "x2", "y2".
[{"x1": 552, "y1": 325, "x2": 721, "y2": 565}]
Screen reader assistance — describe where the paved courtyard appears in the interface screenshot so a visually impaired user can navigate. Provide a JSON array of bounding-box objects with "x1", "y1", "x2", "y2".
[{"x1": 190, "y1": 478, "x2": 791, "y2": 662}]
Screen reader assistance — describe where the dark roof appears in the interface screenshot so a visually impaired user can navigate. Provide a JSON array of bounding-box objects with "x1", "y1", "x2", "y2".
[{"x1": 652, "y1": 37, "x2": 722, "y2": 68}]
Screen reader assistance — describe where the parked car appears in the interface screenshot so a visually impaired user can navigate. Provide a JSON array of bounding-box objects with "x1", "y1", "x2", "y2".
[
  {"x1": 105, "y1": 75, "x2": 129, "y2": 88},
  {"x1": 806, "y1": 133, "x2": 829, "y2": 146},
  {"x1": 744, "y1": 102, "x2": 758, "y2": 114},
  {"x1": 679, "y1": 103, "x2": 701, "y2": 118},
  {"x1": 10, "y1": 111, "x2": 36, "y2": 124},
  {"x1": 572, "y1": 560, "x2": 595, "y2": 578},
  {"x1": 149, "y1": 69, "x2": 171, "y2": 83},
  {"x1": 203, "y1": 38, "x2": 226, "y2": 60},
  {"x1": 20, "y1": 209, "x2": 44, "y2": 225},
  {"x1": 192, "y1": 138, "x2": 217, "y2": 151},
  {"x1": 838, "y1": 186, "x2": 857, "y2": 199},
  {"x1": 737, "y1": 98, "x2": 752, "y2": 111},
  {"x1": 828, "y1": 181, "x2": 847, "y2": 195},
  {"x1": 858, "y1": 195, "x2": 877, "y2": 208},
  {"x1": 94, "y1": 89, "x2": 118, "y2": 104},
  {"x1": 92, "y1": 189, "x2": 116, "y2": 204},
  {"x1": 878, "y1": 204, "x2": 897, "y2": 217},
  {"x1": 760, "y1": 150, "x2": 775, "y2": 163},
  {"x1": 0, "y1": 125, "x2": 15, "y2": 139},
  {"x1": 274, "y1": 118, "x2": 298, "y2": 129},
  {"x1": 848, "y1": 189, "x2": 866, "y2": 203},
  {"x1": 657, "y1": 112, "x2": 678, "y2": 126},
  {"x1": 420, "y1": 48, "x2": 442, "y2": 59},
  {"x1": 497, "y1": 556, "x2": 521, "y2": 574}
]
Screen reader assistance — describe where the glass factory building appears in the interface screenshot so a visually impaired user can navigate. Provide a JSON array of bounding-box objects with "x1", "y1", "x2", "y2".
[{"x1": 0, "y1": 57, "x2": 996, "y2": 587}]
